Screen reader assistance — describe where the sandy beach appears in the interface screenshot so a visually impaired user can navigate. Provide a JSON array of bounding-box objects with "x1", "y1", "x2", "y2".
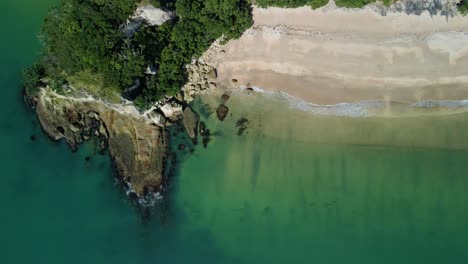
[{"x1": 213, "y1": 4, "x2": 468, "y2": 104}]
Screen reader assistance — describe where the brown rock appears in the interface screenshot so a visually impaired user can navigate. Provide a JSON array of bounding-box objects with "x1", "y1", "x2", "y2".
[
  {"x1": 221, "y1": 93, "x2": 230, "y2": 103},
  {"x1": 33, "y1": 90, "x2": 169, "y2": 196},
  {"x1": 182, "y1": 107, "x2": 199, "y2": 139},
  {"x1": 245, "y1": 87, "x2": 254, "y2": 95},
  {"x1": 216, "y1": 104, "x2": 229, "y2": 121}
]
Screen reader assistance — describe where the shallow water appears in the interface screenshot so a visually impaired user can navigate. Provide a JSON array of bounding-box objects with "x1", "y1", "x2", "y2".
[{"x1": 2, "y1": 1, "x2": 468, "y2": 263}]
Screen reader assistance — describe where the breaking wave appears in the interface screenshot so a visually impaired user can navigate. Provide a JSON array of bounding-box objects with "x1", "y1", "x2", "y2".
[{"x1": 236, "y1": 86, "x2": 468, "y2": 118}]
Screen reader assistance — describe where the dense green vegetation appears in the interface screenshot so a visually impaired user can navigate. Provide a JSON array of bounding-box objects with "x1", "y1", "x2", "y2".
[
  {"x1": 255, "y1": 0, "x2": 327, "y2": 9},
  {"x1": 23, "y1": 62, "x2": 46, "y2": 96},
  {"x1": 24, "y1": 0, "x2": 252, "y2": 108},
  {"x1": 459, "y1": 0, "x2": 468, "y2": 15},
  {"x1": 334, "y1": 0, "x2": 376, "y2": 8}
]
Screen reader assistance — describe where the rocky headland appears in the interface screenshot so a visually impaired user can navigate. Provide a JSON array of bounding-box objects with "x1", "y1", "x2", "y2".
[
  {"x1": 28, "y1": 85, "x2": 205, "y2": 203},
  {"x1": 25, "y1": 27, "x2": 231, "y2": 205},
  {"x1": 26, "y1": 0, "x2": 468, "y2": 205}
]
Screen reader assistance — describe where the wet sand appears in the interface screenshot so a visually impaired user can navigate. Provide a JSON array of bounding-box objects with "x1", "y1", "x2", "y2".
[{"x1": 213, "y1": 6, "x2": 468, "y2": 104}]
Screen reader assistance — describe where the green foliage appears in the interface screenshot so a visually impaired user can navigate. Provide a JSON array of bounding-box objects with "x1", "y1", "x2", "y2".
[
  {"x1": 23, "y1": 63, "x2": 46, "y2": 96},
  {"x1": 334, "y1": 0, "x2": 376, "y2": 8},
  {"x1": 146, "y1": 0, "x2": 176, "y2": 9},
  {"x1": 382, "y1": 0, "x2": 394, "y2": 6},
  {"x1": 41, "y1": 0, "x2": 140, "y2": 89},
  {"x1": 459, "y1": 0, "x2": 468, "y2": 15},
  {"x1": 256, "y1": 0, "x2": 311, "y2": 8},
  {"x1": 68, "y1": 70, "x2": 122, "y2": 102},
  {"x1": 141, "y1": 0, "x2": 253, "y2": 105},
  {"x1": 256, "y1": 0, "x2": 328, "y2": 9},
  {"x1": 149, "y1": 0, "x2": 162, "y2": 7},
  {"x1": 25, "y1": 0, "x2": 252, "y2": 108}
]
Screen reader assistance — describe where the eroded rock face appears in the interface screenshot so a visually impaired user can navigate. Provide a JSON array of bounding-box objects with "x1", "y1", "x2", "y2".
[{"x1": 34, "y1": 89, "x2": 168, "y2": 196}]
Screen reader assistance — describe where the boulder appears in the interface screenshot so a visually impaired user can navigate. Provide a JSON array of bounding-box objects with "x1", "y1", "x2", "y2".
[
  {"x1": 221, "y1": 93, "x2": 230, "y2": 103},
  {"x1": 216, "y1": 104, "x2": 229, "y2": 121},
  {"x1": 69, "y1": 124, "x2": 80, "y2": 133},
  {"x1": 148, "y1": 110, "x2": 166, "y2": 127},
  {"x1": 160, "y1": 103, "x2": 183, "y2": 119},
  {"x1": 99, "y1": 124, "x2": 108, "y2": 137},
  {"x1": 133, "y1": 5, "x2": 175, "y2": 26},
  {"x1": 182, "y1": 107, "x2": 199, "y2": 139},
  {"x1": 245, "y1": 87, "x2": 254, "y2": 95}
]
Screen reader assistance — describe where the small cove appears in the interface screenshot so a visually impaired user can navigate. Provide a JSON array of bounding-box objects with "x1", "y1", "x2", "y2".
[{"x1": 2, "y1": 1, "x2": 468, "y2": 263}]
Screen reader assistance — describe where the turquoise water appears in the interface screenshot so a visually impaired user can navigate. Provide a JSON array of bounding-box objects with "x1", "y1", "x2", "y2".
[{"x1": 2, "y1": 1, "x2": 468, "y2": 263}]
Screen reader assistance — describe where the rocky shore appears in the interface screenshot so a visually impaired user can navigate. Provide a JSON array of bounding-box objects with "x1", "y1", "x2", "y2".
[
  {"x1": 181, "y1": 39, "x2": 224, "y2": 102},
  {"x1": 25, "y1": 30, "x2": 234, "y2": 205},
  {"x1": 27, "y1": 85, "x2": 204, "y2": 203}
]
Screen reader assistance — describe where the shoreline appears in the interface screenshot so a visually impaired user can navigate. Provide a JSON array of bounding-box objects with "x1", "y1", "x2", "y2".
[
  {"x1": 212, "y1": 4, "x2": 468, "y2": 105},
  {"x1": 25, "y1": 1, "x2": 468, "y2": 206},
  {"x1": 230, "y1": 86, "x2": 468, "y2": 117}
]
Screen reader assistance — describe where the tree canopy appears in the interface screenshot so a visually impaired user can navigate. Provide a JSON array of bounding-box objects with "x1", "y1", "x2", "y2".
[
  {"x1": 25, "y1": 0, "x2": 253, "y2": 108},
  {"x1": 256, "y1": 0, "x2": 325, "y2": 9},
  {"x1": 459, "y1": 0, "x2": 468, "y2": 15}
]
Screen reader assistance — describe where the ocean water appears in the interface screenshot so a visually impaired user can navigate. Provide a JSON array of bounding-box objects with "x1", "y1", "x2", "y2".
[{"x1": 2, "y1": 1, "x2": 468, "y2": 263}]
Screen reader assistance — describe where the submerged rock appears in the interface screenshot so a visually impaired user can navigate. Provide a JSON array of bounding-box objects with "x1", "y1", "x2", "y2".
[
  {"x1": 182, "y1": 107, "x2": 199, "y2": 139},
  {"x1": 178, "y1": 144, "x2": 187, "y2": 151},
  {"x1": 199, "y1": 121, "x2": 207, "y2": 136},
  {"x1": 202, "y1": 137, "x2": 210, "y2": 148},
  {"x1": 236, "y1": 117, "x2": 249, "y2": 136},
  {"x1": 198, "y1": 121, "x2": 211, "y2": 148},
  {"x1": 216, "y1": 104, "x2": 229, "y2": 121}
]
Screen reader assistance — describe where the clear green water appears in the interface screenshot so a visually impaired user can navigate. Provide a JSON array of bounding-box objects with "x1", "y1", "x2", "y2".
[{"x1": 2, "y1": 1, "x2": 468, "y2": 263}]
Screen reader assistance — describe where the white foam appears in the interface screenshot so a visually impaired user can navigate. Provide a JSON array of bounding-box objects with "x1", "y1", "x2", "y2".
[
  {"x1": 412, "y1": 100, "x2": 468, "y2": 109},
  {"x1": 235, "y1": 86, "x2": 468, "y2": 118}
]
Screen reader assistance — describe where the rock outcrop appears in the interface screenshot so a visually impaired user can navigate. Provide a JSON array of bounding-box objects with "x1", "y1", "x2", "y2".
[
  {"x1": 181, "y1": 61, "x2": 218, "y2": 102},
  {"x1": 133, "y1": 5, "x2": 176, "y2": 26},
  {"x1": 216, "y1": 104, "x2": 229, "y2": 121},
  {"x1": 182, "y1": 107, "x2": 199, "y2": 140},
  {"x1": 181, "y1": 39, "x2": 224, "y2": 102},
  {"x1": 33, "y1": 88, "x2": 169, "y2": 196},
  {"x1": 28, "y1": 37, "x2": 226, "y2": 203}
]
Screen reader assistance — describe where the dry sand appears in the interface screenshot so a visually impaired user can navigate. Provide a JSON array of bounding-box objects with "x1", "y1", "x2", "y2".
[{"x1": 213, "y1": 5, "x2": 468, "y2": 104}]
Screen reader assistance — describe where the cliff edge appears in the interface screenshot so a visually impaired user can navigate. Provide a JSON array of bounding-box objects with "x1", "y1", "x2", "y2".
[{"x1": 31, "y1": 88, "x2": 170, "y2": 197}]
